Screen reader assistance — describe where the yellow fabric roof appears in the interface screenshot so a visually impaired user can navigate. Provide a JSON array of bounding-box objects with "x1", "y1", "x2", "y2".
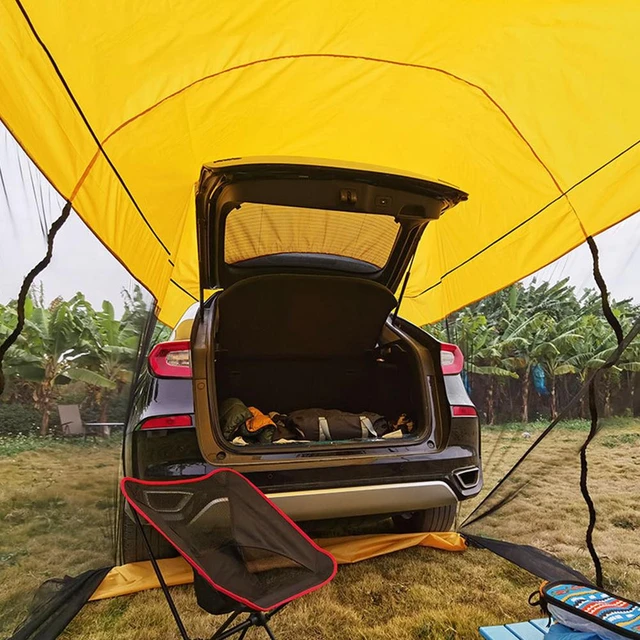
[{"x1": 1, "y1": 1, "x2": 639, "y2": 326}]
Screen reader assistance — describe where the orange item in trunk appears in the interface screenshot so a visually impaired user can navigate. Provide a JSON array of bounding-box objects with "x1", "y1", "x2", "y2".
[{"x1": 245, "y1": 407, "x2": 276, "y2": 433}]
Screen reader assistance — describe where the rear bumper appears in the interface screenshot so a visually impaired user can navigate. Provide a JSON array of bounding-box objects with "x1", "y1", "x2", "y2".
[{"x1": 266, "y1": 480, "x2": 458, "y2": 521}]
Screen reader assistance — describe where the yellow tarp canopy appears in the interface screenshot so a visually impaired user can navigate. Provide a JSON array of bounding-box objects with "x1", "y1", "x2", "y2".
[
  {"x1": 1, "y1": 2, "x2": 639, "y2": 326},
  {"x1": 90, "y1": 532, "x2": 465, "y2": 601}
]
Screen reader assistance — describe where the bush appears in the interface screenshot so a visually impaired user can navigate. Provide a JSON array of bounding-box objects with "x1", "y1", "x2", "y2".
[
  {"x1": 0, "y1": 403, "x2": 42, "y2": 435},
  {"x1": 55, "y1": 382, "x2": 90, "y2": 407}
]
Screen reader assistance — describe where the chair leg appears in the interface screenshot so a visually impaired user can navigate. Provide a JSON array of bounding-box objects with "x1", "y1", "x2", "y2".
[
  {"x1": 209, "y1": 616, "x2": 253, "y2": 640},
  {"x1": 208, "y1": 609, "x2": 282, "y2": 640},
  {"x1": 133, "y1": 511, "x2": 190, "y2": 640},
  {"x1": 209, "y1": 610, "x2": 242, "y2": 639}
]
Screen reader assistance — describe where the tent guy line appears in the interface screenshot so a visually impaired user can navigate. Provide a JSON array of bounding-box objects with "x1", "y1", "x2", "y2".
[{"x1": 0, "y1": 200, "x2": 71, "y2": 395}]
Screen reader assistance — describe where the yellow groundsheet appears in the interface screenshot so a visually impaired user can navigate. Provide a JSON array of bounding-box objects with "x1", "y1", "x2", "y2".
[{"x1": 90, "y1": 532, "x2": 465, "y2": 601}]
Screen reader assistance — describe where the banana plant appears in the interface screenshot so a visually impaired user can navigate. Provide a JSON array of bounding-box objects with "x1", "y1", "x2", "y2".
[
  {"x1": 7, "y1": 294, "x2": 115, "y2": 434},
  {"x1": 75, "y1": 298, "x2": 138, "y2": 422}
]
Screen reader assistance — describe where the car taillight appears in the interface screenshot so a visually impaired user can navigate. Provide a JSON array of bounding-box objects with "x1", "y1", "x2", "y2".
[
  {"x1": 141, "y1": 414, "x2": 193, "y2": 430},
  {"x1": 440, "y1": 342, "x2": 464, "y2": 375},
  {"x1": 148, "y1": 340, "x2": 192, "y2": 378},
  {"x1": 452, "y1": 405, "x2": 477, "y2": 417}
]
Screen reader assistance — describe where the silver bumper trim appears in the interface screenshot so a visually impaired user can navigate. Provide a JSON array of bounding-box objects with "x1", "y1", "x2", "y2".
[{"x1": 266, "y1": 480, "x2": 457, "y2": 521}]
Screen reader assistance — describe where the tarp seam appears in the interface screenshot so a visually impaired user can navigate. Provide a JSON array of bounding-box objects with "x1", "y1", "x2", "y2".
[
  {"x1": 170, "y1": 279, "x2": 198, "y2": 302},
  {"x1": 66, "y1": 53, "x2": 569, "y2": 251},
  {"x1": 85, "y1": 53, "x2": 565, "y2": 188},
  {"x1": 408, "y1": 137, "x2": 640, "y2": 300},
  {"x1": 13, "y1": 0, "x2": 172, "y2": 256}
]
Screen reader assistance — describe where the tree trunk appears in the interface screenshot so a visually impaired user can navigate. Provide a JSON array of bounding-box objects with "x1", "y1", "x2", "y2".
[
  {"x1": 486, "y1": 379, "x2": 495, "y2": 425},
  {"x1": 100, "y1": 399, "x2": 109, "y2": 424},
  {"x1": 603, "y1": 377, "x2": 612, "y2": 418},
  {"x1": 634, "y1": 372, "x2": 640, "y2": 418},
  {"x1": 579, "y1": 373, "x2": 588, "y2": 419},
  {"x1": 36, "y1": 380, "x2": 54, "y2": 436},
  {"x1": 562, "y1": 375, "x2": 570, "y2": 417},
  {"x1": 522, "y1": 367, "x2": 530, "y2": 423},
  {"x1": 40, "y1": 408, "x2": 50, "y2": 436},
  {"x1": 550, "y1": 375, "x2": 557, "y2": 420}
]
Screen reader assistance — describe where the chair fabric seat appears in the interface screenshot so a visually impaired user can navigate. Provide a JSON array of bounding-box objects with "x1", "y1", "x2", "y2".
[
  {"x1": 121, "y1": 468, "x2": 337, "y2": 612},
  {"x1": 193, "y1": 571, "x2": 240, "y2": 615}
]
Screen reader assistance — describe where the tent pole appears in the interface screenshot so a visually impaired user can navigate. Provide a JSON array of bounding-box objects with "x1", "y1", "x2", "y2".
[{"x1": 392, "y1": 252, "x2": 416, "y2": 327}]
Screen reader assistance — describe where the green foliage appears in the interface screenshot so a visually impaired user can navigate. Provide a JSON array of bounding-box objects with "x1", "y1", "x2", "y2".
[
  {"x1": 0, "y1": 433, "x2": 124, "y2": 457},
  {"x1": 427, "y1": 278, "x2": 640, "y2": 424},
  {"x1": 0, "y1": 284, "x2": 156, "y2": 433},
  {"x1": 0, "y1": 403, "x2": 42, "y2": 435},
  {"x1": 2, "y1": 275, "x2": 638, "y2": 431}
]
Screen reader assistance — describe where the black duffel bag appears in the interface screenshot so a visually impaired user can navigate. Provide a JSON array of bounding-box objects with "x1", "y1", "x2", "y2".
[{"x1": 287, "y1": 409, "x2": 389, "y2": 441}]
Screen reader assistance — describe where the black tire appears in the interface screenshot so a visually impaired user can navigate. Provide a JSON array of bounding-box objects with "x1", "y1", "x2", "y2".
[
  {"x1": 120, "y1": 510, "x2": 177, "y2": 564},
  {"x1": 392, "y1": 504, "x2": 457, "y2": 534}
]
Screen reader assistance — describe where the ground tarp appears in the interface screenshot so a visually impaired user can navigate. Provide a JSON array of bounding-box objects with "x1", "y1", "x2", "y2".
[
  {"x1": 2, "y1": 1, "x2": 639, "y2": 326},
  {"x1": 89, "y1": 532, "x2": 466, "y2": 601}
]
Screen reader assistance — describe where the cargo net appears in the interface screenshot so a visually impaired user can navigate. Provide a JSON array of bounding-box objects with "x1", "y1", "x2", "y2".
[
  {"x1": 121, "y1": 470, "x2": 336, "y2": 611},
  {"x1": 445, "y1": 226, "x2": 640, "y2": 600}
]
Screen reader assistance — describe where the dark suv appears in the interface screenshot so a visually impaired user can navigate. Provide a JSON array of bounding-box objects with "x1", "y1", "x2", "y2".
[{"x1": 121, "y1": 158, "x2": 481, "y2": 562}]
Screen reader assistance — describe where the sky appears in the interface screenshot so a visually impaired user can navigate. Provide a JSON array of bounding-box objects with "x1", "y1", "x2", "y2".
[
  {"x1": 1, "y1": 124, "x2": 638, "y2": 318},
  {"x1": 0, "y1": 125, "x2": 142, "y2": 315}
]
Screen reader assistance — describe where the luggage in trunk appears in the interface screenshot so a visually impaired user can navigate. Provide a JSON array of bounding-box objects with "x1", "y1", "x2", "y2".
[{"x1": 211, "y1": 274, "x2": 428, "y2": 446}]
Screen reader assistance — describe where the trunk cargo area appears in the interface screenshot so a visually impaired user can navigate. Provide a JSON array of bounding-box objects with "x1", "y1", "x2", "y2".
[{"x1": 208, "y1": 274, "x2": 431, "y2": 447}]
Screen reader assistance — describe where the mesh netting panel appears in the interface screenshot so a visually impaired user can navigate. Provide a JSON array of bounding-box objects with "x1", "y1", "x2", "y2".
[
  {"x1": 0, "y1": 123, "x2": 164, "y2": 638},
  {"x1": 452, "y1": 229, "x2": 640, "y2": 600},
  {"x1": 461, "y1": 368, "x2": 640, "y2": 600},
  {"x1": 122, "y1": 469, "x2": 336, "y2": 610}
]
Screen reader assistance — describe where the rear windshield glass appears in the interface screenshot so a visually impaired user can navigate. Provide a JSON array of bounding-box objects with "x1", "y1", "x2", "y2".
[{"x1": 224, "y1": 203, "x2": 399, "y2": 268}]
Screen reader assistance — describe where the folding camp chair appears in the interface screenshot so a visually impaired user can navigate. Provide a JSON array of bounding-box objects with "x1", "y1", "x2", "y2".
[
  {"x1": 57, "y1": 404, "x2": 101, "y2": 439},
  {"x1": 121, "y1": 469, "x2": 337, "y2": 639}
]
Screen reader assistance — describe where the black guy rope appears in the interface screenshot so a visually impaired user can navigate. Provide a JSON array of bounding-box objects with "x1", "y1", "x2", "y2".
[
  {"x1": 0, "y1": 200, "x2": 72, "y2": 397},
  {"x1": 586, "y1": 236, "x2": 624, "y2": 347},
  {"x1": 578, "y1": 235, "x2": 624, "y2": 588},
  {"x1": 580, "y1": 379, "x2": 604, "y2": 587}
]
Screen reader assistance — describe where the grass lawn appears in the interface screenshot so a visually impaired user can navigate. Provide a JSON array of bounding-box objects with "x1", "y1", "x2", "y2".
[{"x1": 1, "y1": 419, "x2": 639, "y2": 639}]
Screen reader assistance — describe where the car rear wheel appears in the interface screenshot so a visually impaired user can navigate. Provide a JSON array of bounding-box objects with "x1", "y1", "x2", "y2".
[
  {"x1": 392, "y1": 504, "x2": 457, "y2": 533},
  {"x1": 120, "y1": 510, "x2": 177, "y2": 564}
]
